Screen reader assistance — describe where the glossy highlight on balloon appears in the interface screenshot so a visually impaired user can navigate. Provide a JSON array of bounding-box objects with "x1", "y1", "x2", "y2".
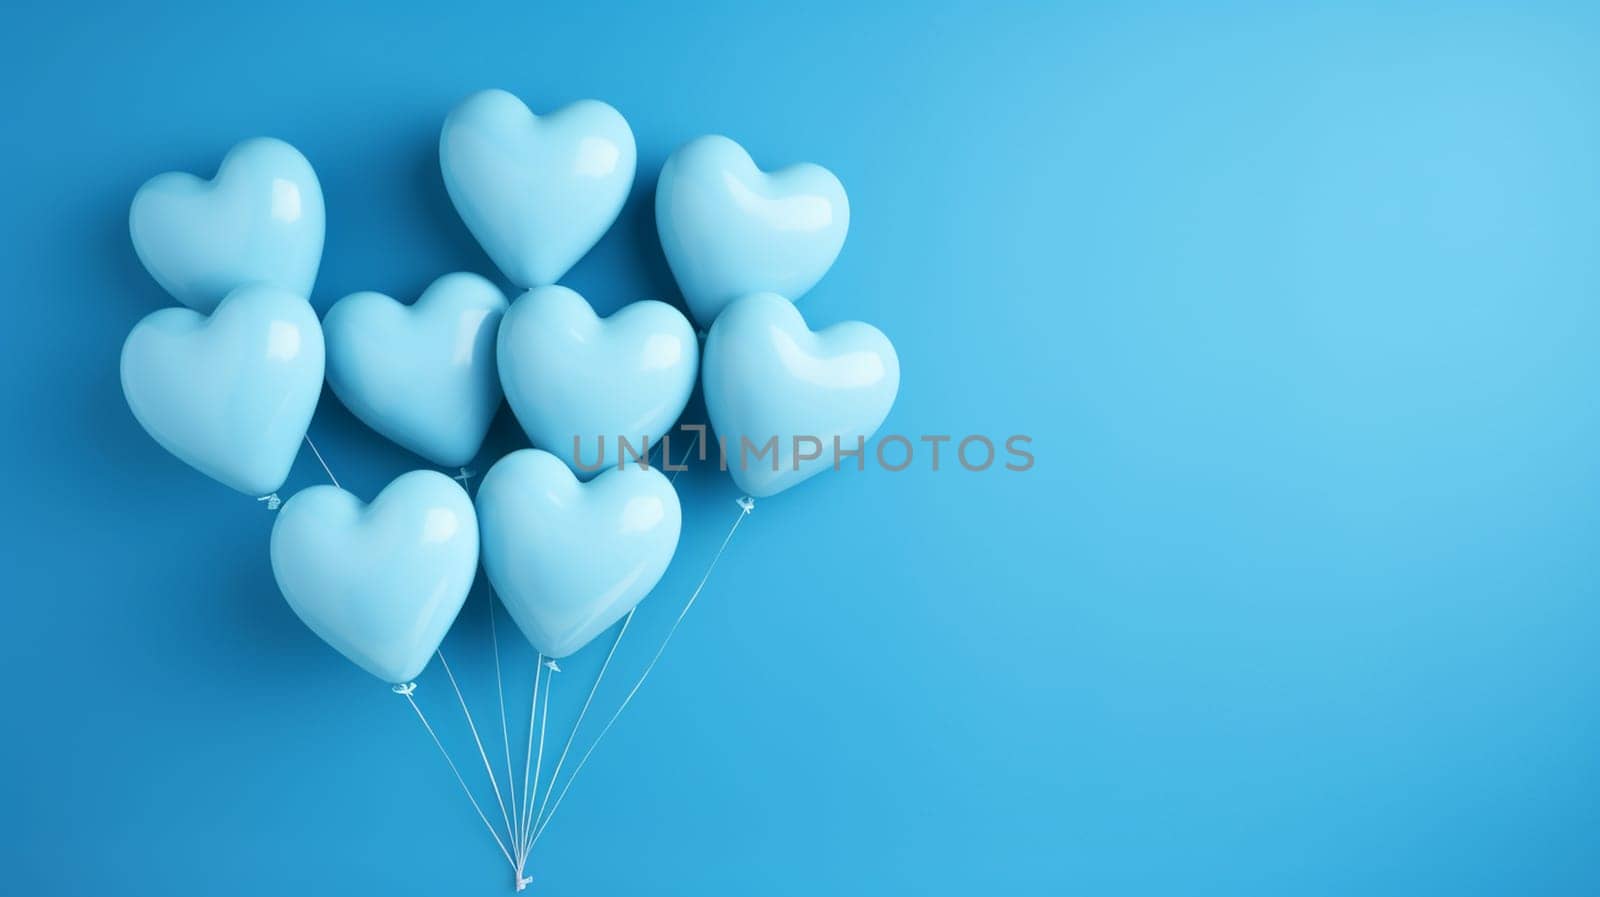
[
  {"x1": 476, "y1": 449, "x2": 682, "y2": 658},
  {"x1": 656, "y1": 134, "x2": 849, "y2": 327},
  {"x1": 440, "y1": 89, "x2": 636, "y2": 288},
  {"x1": 701, "y1": 292, "x2": 899, "y2": 497},
  {"x1": 324, "y1": 272, "x2": 508, "y2": 468},
  {"x1": 497, "y1": 286, "x2": 698, "y2": 475},
  {"x1": 271, "y1": 470, "x2": 480, "y2": 684},
  {"x1": 120, "y1": 283, "x2": 324, "y2": 495},
  {"x1": 130, "y1": 137, "x2": 325, "y2": 312}
]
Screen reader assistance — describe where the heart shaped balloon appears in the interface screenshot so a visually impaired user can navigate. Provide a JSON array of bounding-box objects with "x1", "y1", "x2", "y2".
[
  {"x1": 130, "y1": 137, "x2": 325, "y2": 313},
  {"x1": 324, "y1": 272, "x2": 508, "y2": 468},
  {"x1": 656, "y1": 135, "x2": 849, "y2": 328},
  {"x1": 702, "y1": 292, "x2": 899, "y2": 498},
  {"x1": 271, "y1": 470, "x2": 479, "y2": 684},
  {"x1": 121, "y1": 284, "x2": 324, "y2": 495},
  {"x1": 498, "y1": 286, "x2": 698, "y2": 475},
  {"x1": 440, "y1": 89, "x2": 636, "y2": 288},
  {"x1": 476, "y1": 449, "x2": 681, "y2": 659}
]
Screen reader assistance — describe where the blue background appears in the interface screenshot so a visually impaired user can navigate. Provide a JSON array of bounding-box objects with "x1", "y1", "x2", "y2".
[{"x1": 3, "y1": 2, "x2": 1598, "y2": 894}]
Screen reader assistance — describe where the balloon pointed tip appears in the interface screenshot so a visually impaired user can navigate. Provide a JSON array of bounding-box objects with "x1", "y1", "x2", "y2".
[
  {"x1": 391, "y1": 682, "x2": 416, "y2": 696},
  {"x1": 544, "y1": 660, "x2": 561, "y2": 672},
  {"x1": 257, "y1": 493, "x2": 282, "y2": 510},
  {"x1": 737, "y1": 496, "x2": 755, "y2": 513}
]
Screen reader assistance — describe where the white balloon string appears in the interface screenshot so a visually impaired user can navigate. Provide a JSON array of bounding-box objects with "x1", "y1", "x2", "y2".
[
  {"x1": 489, "y1": 596, "x2": 519, "y2": 847},
  {"x1": 437, "y1": 650, "x2": 517, "y2": 847},
  {"x1": 513, "y1": 654, "x2": 544, "y2": 867},
  {"x1": 396, "y1": 685, "x2": 517, "y2": 870},
  {"x1": 531, "y1": 613, "x2": 635, "y2": 834},
  {"x1": 530, "y1": 671, "x2": 551, "y2": 846},
  {"x1": 516, "y1": 657, "x2": 553, "y2": 878},
  {"x1": 529, "y1": 496, "x2": 753, "y2": 850},
  {"x1": 303, "y1": 435, "x2": 340, "y2": 488}
]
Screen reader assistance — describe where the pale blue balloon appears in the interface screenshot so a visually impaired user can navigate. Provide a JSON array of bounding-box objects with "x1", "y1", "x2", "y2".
[
  {"x1": 498, "y1": 285, "x2": 698, "y2": 475},
  {"x1": 121, "y1": 284, "x2": 325, "y2": 496},
  {"x1": 701, "y1": 293, "x2": 899, "y2": 498},
  {"x1": 130, "y1": 137, "x2": 324, "y2": 313},
  {"x1": 271, "y1": 470, "x2": 479, "y2": 684},
  {"x1": 477, "y1": 449, "x2": 681, "y2": 658},
  {"x1": 656, "y1": 135, "x2": 849, "y2": 328},
  {"x1": 440, "y1": 89, "x2": 636, "y2": 288},
  {"x1": 324, "y1": 272, "x2": 508, "y2": 468}
]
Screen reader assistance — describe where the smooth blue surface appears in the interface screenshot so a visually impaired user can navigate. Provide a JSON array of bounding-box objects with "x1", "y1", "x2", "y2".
[
  {"x1": 657, "y1": 134, "x2": 849, "y2": 327},
  {"x1": 130, "y1": 136, "x2": 324, "y2": 312},
  {"x1": 120, "y1": 284, "x2": 325, "y2": 495},
  {"x1": 498, "y1": 285, "x2": 697, "y2": 474},
  {"x1": 271, "y1": 471, "x2": 480, "y2": 684},
  {"x1": 442, "y1": 89, "x2": 636, "y2": 288},
  {"x1": 325, "y1": 271, "x2": 508, "y2": 467},
  {"x1": 703, "y1": 292, "x2": 900, "y2": 497},
  {"x1": 477, "y1": 449, "x2": 682, "y2": 659},
  {"x1": 5, "y1": 3, "x2": 1600, "y2": 896}
]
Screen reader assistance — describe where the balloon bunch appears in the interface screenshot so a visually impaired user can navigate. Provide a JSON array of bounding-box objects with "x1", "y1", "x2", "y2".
[{"x1": 120, "y1": 88, "x2": 899, "y2": 887}]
